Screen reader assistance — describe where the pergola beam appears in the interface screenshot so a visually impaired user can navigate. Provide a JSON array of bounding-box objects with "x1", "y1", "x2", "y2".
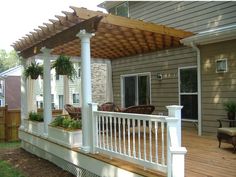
[{"x1": 19, "y1": 16, "x2": 103, "y2": 59}]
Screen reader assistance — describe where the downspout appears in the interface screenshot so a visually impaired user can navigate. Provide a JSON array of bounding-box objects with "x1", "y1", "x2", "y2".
[{"x1": 190, "y1": 42, "x2": 202, "y2": 136}]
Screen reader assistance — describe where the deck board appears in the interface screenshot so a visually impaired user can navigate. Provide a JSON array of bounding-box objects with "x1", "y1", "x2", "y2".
[{"x1": 83, "y1": 128, "x2": 236, "y2": 177}]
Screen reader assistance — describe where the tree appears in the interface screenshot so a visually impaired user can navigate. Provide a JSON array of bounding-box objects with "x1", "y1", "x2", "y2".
[{"x1": 0, "y1": 49, "x2": 20, "y2": 72}]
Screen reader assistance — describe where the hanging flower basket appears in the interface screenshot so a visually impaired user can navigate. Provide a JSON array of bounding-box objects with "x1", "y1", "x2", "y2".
[
  {"x1": 24, "y1": 62, "x2": 43, "y2": 80},
  {"x1": 52, "y1": 55, "x2": 76, "y2": 81}
]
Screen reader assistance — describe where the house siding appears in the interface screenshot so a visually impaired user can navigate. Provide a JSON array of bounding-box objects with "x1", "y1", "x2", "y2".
[
  {"x1": 129, "y1": 1, "x2": 236, "y2": 33},
  {"x1": 200, "y1": 39, "x2": 236, "y2": 134},
  {"x1": 112, "y1": 47, "x2": 196, "y2": 115}
]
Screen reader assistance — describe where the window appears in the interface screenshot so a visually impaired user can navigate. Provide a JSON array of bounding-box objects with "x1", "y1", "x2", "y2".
[
  {"x1": 109, "y1": 2, "x2": 129, "y2": 17},
  {"x1": 51, "y1": 94, "x2": 55, "y2": 109},
  {"x1": 0, "y1": 99, "x2": 2, "y2": 106},
  {"x1": 73, "y1": 93, "x2": 80, "y2": 104},
  {"x1": 56, "y1": 74, "x2": 60, "y2": 80},
  {"x1": 122, "y1": 73, "x2": 151, "y2": 108},
  {"x1": 58, "y1": 95, "x2": 64, "y2": 109},
  {"x1": 179, "y1": 67, "x2": 198, "y2": 120},
  {"x1": 216, "y1": 59, "x2": 227, "y2": 73}
]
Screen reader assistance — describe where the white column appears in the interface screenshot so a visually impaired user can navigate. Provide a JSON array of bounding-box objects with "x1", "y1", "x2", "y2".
[
  {"x1": 41, "y1": 47, "x2": 52, "y2": 135},
  {"x1": 20, "y1": 59, "x2": 28, "y2": 129},
  {"x1": 77, "y1": 30, "x2": 94, "y2": 152},
  {"x1": 63, "y1": 75, "x2": 70, "y2": 114},
  {"x1": 166, "y1": 105, "x2": 183, "y2": 146},
  {"x1": 106, "y1": 60, "x2": 113, "y2": 102}
]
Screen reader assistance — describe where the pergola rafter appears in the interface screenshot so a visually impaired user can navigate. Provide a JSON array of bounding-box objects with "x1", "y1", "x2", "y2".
[{"x1": 12, "y1": 7, "x2": 193, "y2": 59}]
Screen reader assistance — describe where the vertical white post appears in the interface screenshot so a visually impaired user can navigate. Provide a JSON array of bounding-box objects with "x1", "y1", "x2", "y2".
[
  {"x1": 166, "y1": 105, "x2": 183, "y2": 145},
  {"x1": 20, "y1": 59, "x2": 28, "y2": 129},
  {"x1": 77, "y1": 30, "x2": 94, "y2": 152},
  {"x1": 41, "y1": 48, "x2": 52, "y2": 135},
  {"x1": 89, "y1": 103, "x2": 98, "y2": 153},
  {"x1": 106, "y1": 60, "x2": 113, "y2": 102},
  {"x1": 63, "y1": 75, "x2": 69, "y2": 114}
]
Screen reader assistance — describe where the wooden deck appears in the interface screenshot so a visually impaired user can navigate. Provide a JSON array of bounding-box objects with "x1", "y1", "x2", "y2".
[{"x1": 87, "y1": 128, "x2": 236, "y2": 177}]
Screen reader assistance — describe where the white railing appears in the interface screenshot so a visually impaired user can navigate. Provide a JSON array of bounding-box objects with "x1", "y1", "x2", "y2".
[{"x1": 89, "y1": 103, "x2": 187, "y2": 177}]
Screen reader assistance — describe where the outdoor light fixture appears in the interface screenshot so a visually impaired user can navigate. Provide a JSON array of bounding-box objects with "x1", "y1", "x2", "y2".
[
  {"x1": 157, "y1": 73, "x2": 163, "y2": 80},
  {"x1": 216, "y1": 58, "x2": 228, "y2": 73}
]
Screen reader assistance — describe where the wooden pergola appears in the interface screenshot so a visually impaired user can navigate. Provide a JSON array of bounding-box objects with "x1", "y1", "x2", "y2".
[{"x1": 12, "y1": 7, "x2": 193, "y2": 59}]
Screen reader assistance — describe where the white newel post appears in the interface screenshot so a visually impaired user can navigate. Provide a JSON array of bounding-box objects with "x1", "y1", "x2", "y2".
[
  {"x1": 41, "y1": 48, "x2": 52, "y2": 135},
  {"x1": 166, "y1": 105, "x2": 186, "y2": 177},
  {"x1": 20, "y1": 59, "x2": 28, "y2": 129},
  {"x1": 77, "y1": 30, "x2": 94, "y2": 152},
  {"x1": 166, "y1": 105, "x2": 183, "y2": 145},
  {"x1": 89, "y1": 103, "x2": 98, "y2": 153}
]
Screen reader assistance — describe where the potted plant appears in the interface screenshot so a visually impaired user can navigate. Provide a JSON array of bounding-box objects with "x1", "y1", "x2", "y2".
[
  {"x1": 48, "y1": 116, "x2": 82, "y2": 148},
  {"x1": 24, "y1": 62, "x2": 43, "y2": 79},
  {"x1": 24, "y1": 111, "x2": 44, "y2": 136},
  {"x1": 52, "y1": 55, "x2": 76, "y2": 81},
  {"x1": 223, "y1": 101, "x2": 236, "y2": 120}
]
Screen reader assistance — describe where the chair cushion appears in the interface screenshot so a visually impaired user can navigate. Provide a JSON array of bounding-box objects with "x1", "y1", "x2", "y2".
[{"x1": 218, "y1": 127, "x2": 236, "y2": 136}]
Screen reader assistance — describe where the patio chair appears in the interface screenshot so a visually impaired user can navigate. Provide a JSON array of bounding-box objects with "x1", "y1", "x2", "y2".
[
  {"x1": 64, "y1": 104, "x2": 81, "y2": 120},
  {"x1": 98, "y1": 102, "x2": 121, "y2": 112},
  {"x1": 217, "y1": 118, "x2": 236, "y2": 153},
  {"x1": 121, "y1": 105, "x2": 155, "y2": 114}
]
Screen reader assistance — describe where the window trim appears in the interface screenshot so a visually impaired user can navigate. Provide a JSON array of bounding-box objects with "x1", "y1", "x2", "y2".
[{"x1": 120, "y1": 72, "x2": 151, "y2": 108}]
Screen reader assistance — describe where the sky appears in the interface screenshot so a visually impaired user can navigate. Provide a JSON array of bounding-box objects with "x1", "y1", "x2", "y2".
[{"x1": 0, "y1": 0, "x2": 106, "y2": 51}]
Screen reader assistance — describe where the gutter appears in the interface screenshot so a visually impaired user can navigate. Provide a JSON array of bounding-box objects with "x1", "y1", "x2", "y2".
[{"x1": 190, "y1": 42, "x2": 202, "y2": 136}]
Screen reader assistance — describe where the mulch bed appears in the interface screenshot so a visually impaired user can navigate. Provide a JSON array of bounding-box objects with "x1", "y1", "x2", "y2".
[{"x1": 0, "y1": 148, "x2": 75, "y2": 177}]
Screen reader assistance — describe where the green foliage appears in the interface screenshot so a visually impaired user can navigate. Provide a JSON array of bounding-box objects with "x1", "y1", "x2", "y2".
[
  {"x1": 0, "y1": 49, "x2": 20, "y2": 72},
  {"x1": 0, "y1": 160, "x2": 25, "y2": 177},
  {"x1": 50, "y1": 116, "x2": 82, "y2": 130},
  {"x1": 223, "y1": 101, "x2": 236, "y2": 112},
  {"x1": 24, "y1": 62, "x2": 43, "y2": 79},
  {"x1": 0, "y1": 141, "x2": 21, "y2": 149},
  {"x1": 29, "y1": 111, "x2": 43, "y2": 122},
  {"x1": 52, "y1": 55, "x2": 76, "y2": 81}
]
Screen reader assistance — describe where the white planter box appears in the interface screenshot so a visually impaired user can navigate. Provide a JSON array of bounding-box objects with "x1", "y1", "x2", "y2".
[
  {"x1": 48, "y1": 126, "x2": 82, "y2": 148},
  {"x1": 24, "y1": 119, "x2": 44, "y2": 136}
]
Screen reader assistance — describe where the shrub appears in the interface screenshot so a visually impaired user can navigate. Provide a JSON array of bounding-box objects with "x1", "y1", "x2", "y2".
[
  {"x1": 50, "y1": 116, "x2": 82, "y2": 130},
  {"x1": 29, "y1": 111, "x2": 43, "y2": 122}
]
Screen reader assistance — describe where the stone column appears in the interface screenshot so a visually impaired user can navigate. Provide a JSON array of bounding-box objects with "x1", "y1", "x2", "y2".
[
  {"x1": 41, "y1": 47, "x2": 52, "y2": 135},
  {"x1": 77, "y1": 30, "x2": 94, "y2": 152}
]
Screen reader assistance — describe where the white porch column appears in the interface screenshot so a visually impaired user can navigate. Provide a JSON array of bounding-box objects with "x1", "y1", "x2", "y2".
[
  {"x1": 106, "y1": 60, "x2": 113, "y2": 102},
  {"x1": 20, "y1": 59, "x2": 28, "y2": 129},
  {"x1": 63, "y1": 75, "x2": 70, "y2": 114},
  {"x1": 166, "y1": 105, "x2": 183, "y2": 145},
  {"x1": 41, "y1": 48, "x2": 52, "y2": 135},
  {"x1": 77, "y1": 30, "x2": 94, "y2": 152}
]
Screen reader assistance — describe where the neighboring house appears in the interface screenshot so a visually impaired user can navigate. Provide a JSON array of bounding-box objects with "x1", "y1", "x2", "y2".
[
  {"x1": 98, "y1": 1, "x2": 236, "y2": 134},
  {"x1": 0, "y1": 65, "x2": 21, "y2": 109}
]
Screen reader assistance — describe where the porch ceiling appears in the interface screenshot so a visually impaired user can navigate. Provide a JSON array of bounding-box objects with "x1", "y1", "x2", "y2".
[{"x1": 12, "y1": 7, "x2": 193, "y2": 59}]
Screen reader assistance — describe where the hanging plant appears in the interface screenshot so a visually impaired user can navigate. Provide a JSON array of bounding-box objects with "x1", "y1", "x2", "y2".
[
  {"x1": 52, "y1": 55, "x2": 76, "y2": 81},
  {"x1": 24, "y1": 62, "x2": 43, "y2": 80}
]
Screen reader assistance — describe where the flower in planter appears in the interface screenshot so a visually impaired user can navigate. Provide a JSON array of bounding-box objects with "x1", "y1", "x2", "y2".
[
  {"x1": 29, "y1": 111, "x2": 43, "y2": 122},
  {"x1": 24, "y1": 62, "x2": 43, "y2": 80},
  {"x1": 50, "y1": 116, "x2": 82, "y2": 130},
  {"x1": 52, "y1": 55, "x2": 77, "y2": 81}
]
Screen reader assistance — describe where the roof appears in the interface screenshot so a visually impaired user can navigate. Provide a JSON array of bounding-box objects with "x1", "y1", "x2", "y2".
[
  {"x1": 12, "y1": 7, "x2": 193, "y2": 60},
  {"x1": 0, "y1": 65, "x2": 21, "y2": 77},
  {"x1": 181, "y1": 24, "x2": 236, "y2": 46}
]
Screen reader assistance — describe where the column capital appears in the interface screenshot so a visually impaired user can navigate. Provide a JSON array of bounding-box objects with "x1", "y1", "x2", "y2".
[
  {"x1": 76, "y1": 29, "x2": 95, "y2": 39},
  {"x1": 40, "y1": 47, "x2": 52, "y2": 55}
]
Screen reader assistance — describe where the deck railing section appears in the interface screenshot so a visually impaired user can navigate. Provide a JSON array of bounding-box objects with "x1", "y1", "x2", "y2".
[{"x1": 89, "y1": 103, "x2": 187, "y2": 176}]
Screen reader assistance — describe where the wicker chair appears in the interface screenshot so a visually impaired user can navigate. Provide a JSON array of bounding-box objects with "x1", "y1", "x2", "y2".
[
  {"x1": 121, "y1": 105, "x2": 155, "y2": 114},
  {"x1": 64, "y1": 104, "x2": 81, "y2": 120},
  {"x1": 217, "y1": 119, "x2": 236, "y2": 153},
  {"x1": 98, "y1": 102, "x2": 121, "y2": 112}
]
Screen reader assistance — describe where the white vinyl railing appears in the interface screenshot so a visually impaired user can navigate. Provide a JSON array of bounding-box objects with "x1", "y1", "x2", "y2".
[{"x1": 89, "y1": 103, "x2": 187, "y2": 177}]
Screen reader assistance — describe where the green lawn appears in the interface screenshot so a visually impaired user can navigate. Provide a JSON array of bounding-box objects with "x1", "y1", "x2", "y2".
[
  {"x1": 0, "y1": 160, "x2": 25, "y2": 177},
  {"x1": 0, "y1": 141, "x2": 21, "y2": 149}
]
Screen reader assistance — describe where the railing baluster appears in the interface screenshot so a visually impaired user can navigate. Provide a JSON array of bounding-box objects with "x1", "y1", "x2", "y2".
[
  {"x1": 149, "y1": 120, "x2": 152, "y2": 162},
  {"x1": 132, "y1": 119, "x2": 136, "y2": 158},
  {"x1": 102, "y1": 115, "x2": 105, "y2": 149},
  {"x1": 161, "y1": 121, "x2": 165, "y2": 165},
  {"x1": 106, "y1": 116, "x2": 109, "y2": 149},
  {"x1": 123, "y1": 118, "x2": 126, "y2": 155},
  {"x1": 128, "y1": 118, "x2": 131, "y2": 156},
  {"x1": 114, "y1": 117, "x2": 117, "y2": 152},
  {"x1": 144, "y1": 120, "x2": 146, "y2": 161},
  {"x1": 138, "y1": 119, "x2": 141, "y2": 159},
  {"x1": 118, "y1": 117, "x2": 121, "y2": 153},
  {"x1": 95, "y1": 115, "x2": 99, "y2": 147},
  {"x1": 110, "y1": 116, "x2": 113, "y2": 151},
  {"x1": 155, "y1": 121, "x2": 158, "y2": 163}
]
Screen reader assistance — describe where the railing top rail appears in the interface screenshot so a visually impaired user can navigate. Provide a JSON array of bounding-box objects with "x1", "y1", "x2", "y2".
[{"x1": 94, "y1": 111, "x2": 178, "y2": 122}]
